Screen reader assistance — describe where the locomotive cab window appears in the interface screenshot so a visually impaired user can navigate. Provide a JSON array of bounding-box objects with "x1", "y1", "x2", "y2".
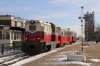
[
  {"x1": 29, "y1": 26, "x2": 36, "y2": 32},
  {"x1": 41, "y1": 26, "x2": 44, "y2": 31},
  {"x1": 52, "y1": 26, "x2": 55, "y2": 33}
]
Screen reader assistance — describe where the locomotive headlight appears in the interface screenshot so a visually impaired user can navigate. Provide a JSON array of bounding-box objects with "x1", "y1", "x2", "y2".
[
  {"x1": 37, "y1": 38, "x2": 40, "y2": 40},
  {"x1": 26, "y1": 38, "x2": 27, "y2": 40}
]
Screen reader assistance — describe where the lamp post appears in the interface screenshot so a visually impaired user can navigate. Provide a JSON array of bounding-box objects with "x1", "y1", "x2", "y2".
[{"x1": 79, "y1": 6, "x2": 84, "y2": 51}]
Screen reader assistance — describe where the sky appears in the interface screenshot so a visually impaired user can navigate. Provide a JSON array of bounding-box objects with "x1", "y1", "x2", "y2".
[{"x1": 0, "y1": 0, "x2": 100, "y2": 36}]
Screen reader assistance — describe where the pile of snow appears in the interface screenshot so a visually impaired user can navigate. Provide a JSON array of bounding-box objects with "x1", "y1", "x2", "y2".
[{"x1": 67, "y1": 54, "x2": 86, "y2": 62}]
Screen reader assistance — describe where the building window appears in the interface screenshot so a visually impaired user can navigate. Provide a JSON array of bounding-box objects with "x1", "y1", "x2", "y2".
[
  {"x1": 0, "y1": 20, "x2": 11, "y2": 26},
  {"x1": 0, "y1": 30, "x2": 10, "y2": 39},
  {"x1": 6, "y1": 30, "x2": 10, "y2": 39},
  {"x1": 0, "y1": 30, "x2": 3, "y2": 39},
  {"x1": 18, "y1": 31, "x2": 21, "y2": 39},
  {"x1": 17, "y1": 31, "x2": 18, "y2": 39},
  {"x1": 23, "y1": 23, "x2": 25, "y2": 28},
  {"x1": 11, "y1": 30, "x2": 13, "y2": 40},
  {"x1": 14, "y1": 31, "x2": 17, "y2": 40},
  {"x1": 17, "y1": 22, "x2": 21, "y2": 27},
  {"x1": 12, "y1": 21, "x2": 15, "y2": 26}
]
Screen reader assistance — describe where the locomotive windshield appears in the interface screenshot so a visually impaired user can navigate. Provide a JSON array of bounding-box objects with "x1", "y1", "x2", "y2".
[{"x1": 29, "y1": 26, "x2": 36, "y2": 32}]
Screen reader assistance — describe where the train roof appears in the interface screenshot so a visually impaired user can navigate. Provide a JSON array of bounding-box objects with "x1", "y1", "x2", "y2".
[{"x1": 26, "y1": 20, "x2": 51, "y2": 25}]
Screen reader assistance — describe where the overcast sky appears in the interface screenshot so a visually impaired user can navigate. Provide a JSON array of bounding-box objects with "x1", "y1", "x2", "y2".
[{"x1": 0, "y1": 0, "x2": 100, "y2": 36}]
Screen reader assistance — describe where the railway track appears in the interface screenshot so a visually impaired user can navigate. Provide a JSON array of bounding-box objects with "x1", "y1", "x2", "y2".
[
  {"x1": 0, "y1": 42, "x2": 79, "y2": 66},
  {"x1": 0, "y1": 52, "x2": 30, "y2": 66}
]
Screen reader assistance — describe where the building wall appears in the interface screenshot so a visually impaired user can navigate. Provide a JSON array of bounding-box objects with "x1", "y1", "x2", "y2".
[{"x1": 84, "y1": 12, "x2": 95, "y2": 41}]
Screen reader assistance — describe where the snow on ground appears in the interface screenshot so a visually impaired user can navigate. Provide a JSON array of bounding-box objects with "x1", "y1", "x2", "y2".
[
  {"x1": 54, "y1": 61, "x2": 91, "y2": 66},
  {"x1": 9, "y1": 49, "x2": 63, "y2": 66},
  {"x1": 44, "y1": 50, "x2": 91, "y2": 66},
  {"x1": 0, "y1": 50, "x2": 22, "y2": 56},
  {"x1": 9, "y1": 42, "x2": 90, "y2": 66},
  {"x1": 9, "y1": 42, "x2": 79, "y2": 66},
  {"x1": 7, "y1": 41, "x2": 92, "y2": 66},
  {"x1": 89, "y1": 59, "x2": 100, "y2": 62},
  {"x1": 2, "y1": 41, "x2": 98, "y2": 66},
  {"x1": 0, "y1": 53, "x2": 25, "y2": 65}
]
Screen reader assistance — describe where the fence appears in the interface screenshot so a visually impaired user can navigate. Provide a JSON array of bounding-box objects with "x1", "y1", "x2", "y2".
[{"x1": 0, "y1": 41, "x2": 22, "y2": 55}]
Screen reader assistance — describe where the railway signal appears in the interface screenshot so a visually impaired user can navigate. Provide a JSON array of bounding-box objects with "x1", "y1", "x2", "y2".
[{"x1": 78, "y1": 6, "x2": 84, "y2": 51}]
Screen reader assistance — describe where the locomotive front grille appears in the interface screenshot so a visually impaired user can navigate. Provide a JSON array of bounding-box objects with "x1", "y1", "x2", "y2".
[
  {"x1": 23, "y1": 42, "x2": 43, "y2": 54},
  {"x1": 28, "y1": 45, "x2": 35, "y2": 50}
]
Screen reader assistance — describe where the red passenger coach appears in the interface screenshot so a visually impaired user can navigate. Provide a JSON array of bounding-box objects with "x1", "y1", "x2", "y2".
[
  {"x1": 57, "y1": 27, "x2": 71, "y2": 46},
  {"x1": 73, "y1": 32, "x2": 77, "y2": 43},
  {"x1": 69, "y1": 31, "x2": 74, "y2": 44}
]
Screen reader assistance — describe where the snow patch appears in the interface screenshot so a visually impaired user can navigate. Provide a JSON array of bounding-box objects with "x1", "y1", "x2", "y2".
[
  {"x1": 55, "y1": 61, "x2": 91, "y2": 66},
  {"x1": 89, "y1": 59, "x2": 100, "y2": 62}
]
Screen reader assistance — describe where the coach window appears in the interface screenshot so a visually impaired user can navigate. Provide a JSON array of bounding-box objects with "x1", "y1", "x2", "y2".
[
  {"x1": 52, "y1": 26, "x2": 55, "y2": 33},
  {"x1": 44, "y1": 26, "x2": 46, "y2": 31},
  {"x1": 70, "y1": 32, "x2": 71, "y2": 36},
  {"x1": 47, "y1": 26, "x2": 49, "y2": 31},
  {"x1": 55, "y1": 27, "x2": 58, "y2": 33},
  {"x1": 46, "y1": 26, "x2": 47, "y2": 30},
  {"x1": 67, "y1": 31, "x2": 69, "y2": 36},
  {"x1": 62, "y1": 32, "x2": 63, "y2": 35},
  {"x1": 64, "y1": 31, "x2": 67, "y2": 36},
  {"x1": 67, "y1": 31, "x2": 68, "y2": 36}
]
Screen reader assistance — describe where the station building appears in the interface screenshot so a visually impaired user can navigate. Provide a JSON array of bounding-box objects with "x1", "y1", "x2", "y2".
[{"x1": 0, "y1": 15, "x2": 26, "y2": 44}]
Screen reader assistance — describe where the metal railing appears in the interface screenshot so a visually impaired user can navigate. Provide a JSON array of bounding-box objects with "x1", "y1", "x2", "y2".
[{"x1": 0, "y1": 41, "x2": 22, "y2": 54}]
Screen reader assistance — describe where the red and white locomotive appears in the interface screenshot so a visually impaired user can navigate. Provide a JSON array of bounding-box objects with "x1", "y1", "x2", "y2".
[{"x1": 21, "y1": 20, "x2": 77, "y2": 54}]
